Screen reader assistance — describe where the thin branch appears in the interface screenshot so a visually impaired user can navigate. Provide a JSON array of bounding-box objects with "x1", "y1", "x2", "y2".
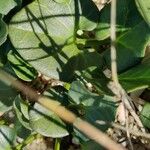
[
  {"x1": 0, "y1": 69, "x2": 126, "y2": 150},
  {"x1": 96, "y1": 120, "x2": 150, "y2": 139},
  {"x1": 110, "y1": 0, "x2": 119, "y2": 86},
  {"x1": 109, "y1": 0, "x2": 145, "y2": 138}
]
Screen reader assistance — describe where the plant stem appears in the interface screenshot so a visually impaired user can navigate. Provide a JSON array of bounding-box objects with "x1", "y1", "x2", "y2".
[
  {"x1": 0, "y1": 69, "x2": 126, "y2": 150},
  {"x1": 110, "y1": 0, "x2": 119, "y2": 86},
  {"x1": 15, "y1": 133, "x2": 41, "y2": 150},
  {"x1": 54, "y1": 138, "x2": 61, "y2": 150}
]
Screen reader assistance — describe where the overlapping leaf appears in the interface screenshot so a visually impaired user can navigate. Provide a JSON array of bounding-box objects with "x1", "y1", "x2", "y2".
[
  {"x1": 0, "y1": 125, "x2": 16, "y2": 150},
  {"x1": 69, "y1": 81, "x2": 116, "y2": 131},
  {"x1": 103, "y1": 21, "x2": 150, "y2": 72},
  {"x1": 29, "y1": 103, "x2": 69, "y2": 137},
  {"x1": 13, "y1": 95, "x2": 31, "y2": 130},
  {"x1": 9, "y1": 0, "x2": 99, "y2": 79},
  {"x1": 8, "y1": 50, "x2": 37, "y2": 81}
]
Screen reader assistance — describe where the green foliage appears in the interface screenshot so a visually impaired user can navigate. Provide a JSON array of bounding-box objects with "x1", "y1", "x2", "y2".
[
  {"x1": 0, "y1": 16, "x2": 7, "y2": 46},
  {"x1": 136, "y1": 0, "x2": 150, "y2": 27},
  {"x1": 140, "y1": 103, "x2": 150, "y2": 129},
  {"x1": 82, "y1": 140, "x2": 104, "y2": 150},
  {"x1": 9, "y1": 0, "x2": 99, "y2": 79},
  {"x1": 0, "y1": 81, "x2": 17, "y2": 112},
  {"x1": 0, "y1": 125, "x2": 16, "y2": 150},
  {"x1": 69, "y1": 81, "x2": 116, "y2": 142},
  {"x1": 29, "y1": 102, "x2": 69, "y2": 137},
  {"x1": 0, "y1": 0, "x2": 150, "y2": 149},
  {"x1": 8, "y1": 50, "x2": 37, "y2": 81},
  {"x1": 13, "y1": 96, "x2": 31, "y2": 130},
  {"x1": 0, "y1": 0, "x2": 17, "y2": 15},
  {"x1": 103, "y1": 21, "x2": 150, "y2": 72}
]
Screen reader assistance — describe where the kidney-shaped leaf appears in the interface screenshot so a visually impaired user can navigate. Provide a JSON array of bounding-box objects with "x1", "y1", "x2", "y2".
[
  {"x1": 29, "y1": 103, "x2": 69, "y2": 138},
  {"x1": 9, "y1": 0, "x2": 99, "y2": 79}
]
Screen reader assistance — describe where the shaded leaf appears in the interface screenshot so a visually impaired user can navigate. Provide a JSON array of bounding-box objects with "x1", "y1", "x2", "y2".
[
  {"x1": 84, "y1": 103, "x2": 116, "y2": 131},
  {"x1": 95, "y1": 0, "x2": 129, "y2": 40},
  {"x1": 119, "y1": 59, "x2": 150, "y2": 92},
  {"x1": 76, "y1": 66, "x2": 112, "y2": 95},
  {"x1": 69, "y1": 81, "x2": 115, "y2": 106},
  {"x1": 0, "y1": 16, "x2": 7, "y2": 46},
  {"x1": 8, "y1": 50, "x2": 37, "y2": 81},
  {"x1": 13, "y1": 96, "x2": 31, "y2": 130},
  {"x1": 14, "y1": 118, "x2": 31, "y2": 139},
  {"x1": 70, "y1": 81, "x2": 116, "y2": 141},
  {"x1": 135, "y1": 0, "x2": 150, "y2": 27},
  {"x1": 82, "y1": 140, "x2": 104, "y2": 150},
  {"x1": 0, "y1": 125, "x2": 16, "y2": 150},
  {"x1": 62, "y1": 50, "x2": 102, "y2": 81},
  {"x1": 103, "y1": 21, "x2": 150, "y2": 72},
  {"x1": 0, "y1": 80, "x2": 17, "y2": 113},
  {"x1": 69, "y1": 81, "x2": 116, "y2": 131},
  {"x1": 29, "y1": 103, "x2": 69, "y2": 137},
  {"x1": 9, "y1": 0, "x2": 99, "y2": 79},
  {"x1": 140, "y1": 103, "x2": 150, "y2": 129}
]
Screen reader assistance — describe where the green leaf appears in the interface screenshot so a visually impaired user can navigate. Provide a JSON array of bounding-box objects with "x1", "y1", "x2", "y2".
[
  {"x1": 14, "y1": 119, "x2": 31, "y2": 139},
  {"x1": 84, "y1": 103, "x2": 116, "y2": 131},
  {"x1": 54, "y1": 0, "x2": 71, "y2": 4},
  {"x1": 29, "y1": 103, "x2": 69, "y2": 138},
  {"x1": 8, "y1": 50, "x2": 37, "y2": 81},
  {"x1": 95, "y1": 0, "x2": 143, "y2": 40},
  {"x1": 71, "y1": 81, "x2": 116, "y2": 141},
  {"x1": 103, "y1": 21, "x2": 150, "y2": 72},
  {"x1": 0, "y1": 0, "x2": 17, "y2": 15},
  {"x1": 140, "y1": 103, "x2": 150, "y2": 129},
  {"x1": 95, "y1": 0, "x2": 129, "y2": 40},
  {"x1": 0, "y1": 16, "x2": 7, "y2": 46},
  {"x1": 69, "y1": 81, "x2": 115, "y2": 106},
  {"x1": 135, "y1": 0, "x2": 150, "y2": 27},
  {"x1": 0, "y1": 125, "x2": 16, "y2": 150},
  {"x1": 62, "y1": 50, "x2": 102, "y2": 81},
  {"x1": 69, "y1": 80, "x2": 93, "y2": 105},
  {"x1": 76, "y1": 67, "x2": 112, "y2": 95},
  {"x1": 125, "y1": 0, "x2": 143, "y2": 27},
  {"x1": 82, "y1": 140, "x2": 104, "y2": 150},
  {"x1": 13, "y1": 96, "x2": 31, "y2": 130},
  {"x1": 119, "y1": 59, "x2": 150, "y2": 92},
  {"x1": 0, "y1": 80, "x2": 17, "y2": 113},
  {"x1": 9, "y1": 0, "x2": 99, "y2": 79},
  {"x1": 69, "y1": 81, "x2": 116, "y2": 131}
]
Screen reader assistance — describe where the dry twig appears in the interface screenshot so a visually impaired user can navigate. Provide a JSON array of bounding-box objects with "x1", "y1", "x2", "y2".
[{"x1": 0, "y1": 69, "x2": 126, "y2": 150}]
